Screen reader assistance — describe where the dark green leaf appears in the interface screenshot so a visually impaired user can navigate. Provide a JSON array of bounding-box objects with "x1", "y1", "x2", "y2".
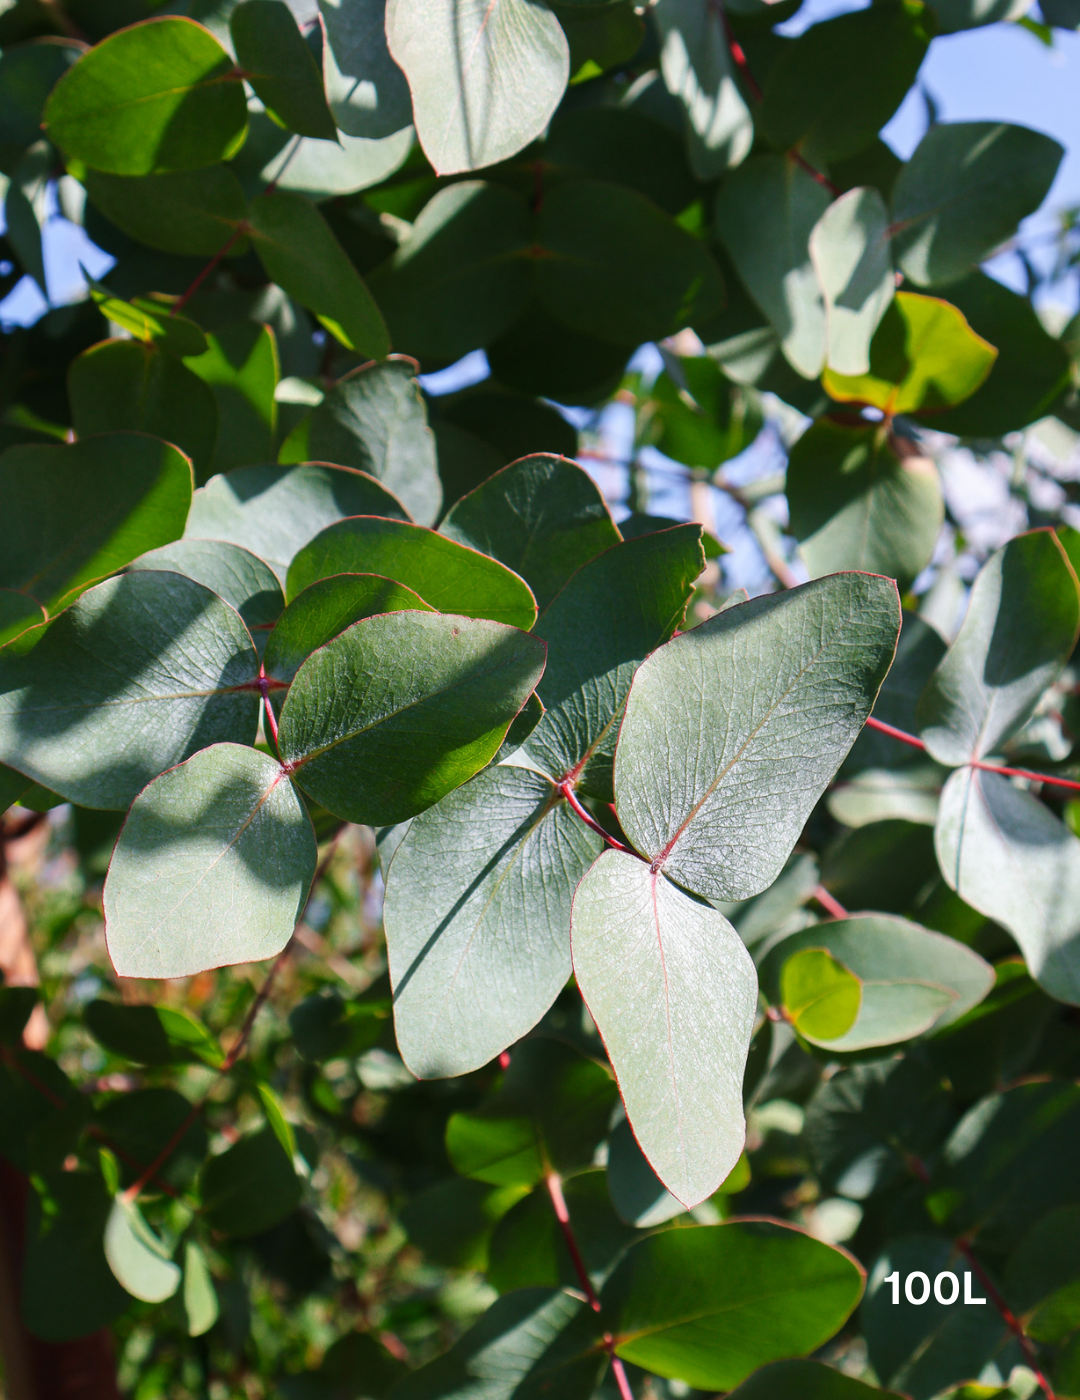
[
  {"x1": 602, "y1": 1220, "x2": 864, "y2": 1389},
  {"x1": 288, "y1": 987, "x2": 387, "y2": 1063},
  {"x1": 401, "y1": 1178, "x2": 528, "y2": 1271},
  {"x1": 759, "y1": 2, "x2": 931, "y2": 161},
  {"x1": 44, "y1": 18, "x2": 248, "y2": 175},
  {"x1": 84, "y1": 279, "x2": 208, "y2": 357},
  {"x1": 648, "y1": 357, "x2": 764, "y2": 471},
  {"x1": 0, "y1": 1050, "x2": 87, "y2": 1174},
  {"x1": 265, "y1": 573, "x2": 432, "y2": 686},
  {"x1": 200, "y1": 1126, "x2": 301, "y2": 1238},
  {"x1": 279, "y1": 611, "x2": 546, "y2": 826},
  {"x1": 69, "y1": 339, "x2": 218, "y2": 482},
  {"x1": 231, "y1": 0, "x2": 337, "y2": 140},
  {"x1": 384, "y1": 766, "x2": 600, "y2": 1077},
  {"x1": 0, "y1": 39, "x2": 83, "y2": 151},
  {"x1": 0, "y1": 571, "x2": 260, "y2": 809},
  {"x1": 248, "y1": 189, "x2": 390, "y2": 358},
  {"x1": 85, "y1": 1001, "x2": 223, "y2": 1067},
  {"x1": 726, "y1": 1360, "x2": 907, "y2": 1399},
  {"x1": 441, "y1": 455, "x2": 620, "y2": 612},
  {"x1": 0, "y1": 432, "x2": 193, "y2": 617},
  {"x1": 0, "y1": 590, "x2": 46, "y2": 649},
  {"x1": 0, "y1": 986, "x2": 37, "y2": 1045},
  {"x1": 184, "y1": 321, "x2": 279, "y2": 475},
  {"x1": 279, "y1": 359, "x2": 442, "y2": 526},
  {"x1": 22, "y1": 1173, "x2": 129, "y2": 1342},
  {"x1": 387, "y1": 1288, "x2": 604, "y2": 1400},
  {"x1": 614, "y1": 574, "x2": 900, "y2": 901},
  {"x1": 83, "y1": 165, "x2": 249, "y2": 257},
  {"x1": 287, "y1": 517, "x2": 537, "y2": 628}
]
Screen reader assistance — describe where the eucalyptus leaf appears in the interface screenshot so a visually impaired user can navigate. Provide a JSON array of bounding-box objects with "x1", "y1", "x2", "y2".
[
  {"x1": 231, "y1": 0, "x2": 337, "y2": 140},
  {"x1": 182, "y1": 1241, "x2": 219, "y2": 1337},
  {"x1": 279, "y1": 359, "x2": 442, "y2": 526},
  {"x1": 726, "y1": 1360, "x2": 906, "y2": 1399},
  {"x1": 653, "y1": 0, "x2": 753, "y2": 178},
  {"x1": 918, "y1": 529, "x2": 1080, "y2": 765},
  {"x1": 936, "y1": 767, "x2": 1080, "y2": 1005},
  {"x1": 287, "y1": 517, "x2": 537, "y2": 628},
  {"x1": 0, "y1": 433, "x2": 193, "y2": 617},
  {"x1": 184, "y1": 321, "x2": 279, "y2": 475},
  {"x1": 441, "y1": 455, "x2": 621, "y2": 612},
  {"x1": 319, "y1": 0, "x2": 413, "y2": 139},
  {"x1": 601, "y1": 1220, "x2": 865, "y2": 1389},
  {"x1": 200, "y1": 1126, "x2": 301, "y2": 1238},
  {"x1": 104, "y1": 742, "x2": 317, "y2": 979},
  {"x1": 571, "y1": 850, "x2": 757, "y2": 1207},
  {"x1": 279, "y1": 610, "x2": 547, "y2": 826},
  {"x1": 185, "y1": 462, "x2": 411, "y2": 585},
  {"x1": 104, "y1": 1196, "x2": 181, "y2": 1303},
  {"x1": 0, "y1": 571, "x2": 260, "y2": 809},
  {"x1": 43, "y1": 18, "x2": 248, "y2": 175},
  {"x1": 385, "y1": 764, "x2": 601, "y2": 1078},
  {"x1": 614, "y1": 573, "x2": 900, "y2": 901},
  {"x1": 83, "y1": 165, "x2": 249, "y2": 257},
  {"x1": 130, "y1": 540, "x2": 284, "y2": 629},
  {"x1": 385, "y1": 0, "x2": 570, "y2": 175},
  {"x1": 809, "y1": 187, "x2": 895, "y2": 376}
]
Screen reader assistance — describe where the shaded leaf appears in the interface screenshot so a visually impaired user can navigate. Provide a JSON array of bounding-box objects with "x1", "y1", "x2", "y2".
[
  {"x1": 85, "y1": 1000, "x2": 223, "y2": 1067},
  {"x1": 200, "y1": 1126, "x2": 301, "y2": 1238},
  {"x1": 891, "y1": 121, "x2": 1064, "y2": 287},
  {"x1": 280, "y1": 359, "x2": 441, "y2": 526},
  {"x1": 716, "y1": 156, "x2": 831, "y2": 378},
  {"x1": 248, "y1": 188, "x2": 390, "y2": 358},
  {"x1": 0, "y1": 590, "x2": 45, "y2": 649},
  {"x1": 279, "y1": 611, "x2": 546, "y2": 826},
  {"x1": 726, "y1": 1360, "x2": 907, "y2": 1399},
  {"x1": 606, "y1": 1116, "x2": 687, "y2": 1229},
  {"x1": 319, "y1": 0, "x2": 413, "y2": 140},
  {"x1": 184, "y1": 321, "x2": 279, "y2": 475},
  {"x1": 0, "y1": 571, "x2": 260, "y2": 809},
  {"x1": 647, "y1": 357, "x2": 764, "y2": 471},
  {"x1": 936, "y1": 766, "x2": 1080, "y2": 1005},
  {"x1": 231, "y1": 0, "x2": 336, "y2": 140},
  {"x1": 83, "y1": 165, "x2": 249, "y2": 257},
  {"x1": 441, "y1": 455, "x2": 620, "y2": 612},
  {"x1": 614, "y1": 573, "x2": 899, "y2": 901},
  {"x1": 130, "y1": 539, "x2": 284, "y2": 629},
  {"x1": 653, "y1": 0, "x2": 753, "y2": 178},
  {"x1": 787, "y1": 421, "x2": 943, "y2": 591}
]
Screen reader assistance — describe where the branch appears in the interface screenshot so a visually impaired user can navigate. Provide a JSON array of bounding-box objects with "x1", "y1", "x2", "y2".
[
  {"x1": 557, "y1": 782, "x2": 631, "y2": 854},
  {"x1": 544, "y1": 1173, "x2": 635, "y2": 1400},
  {"x1": 864, "y1": 716, "x2": 1080, "y2": 793}
]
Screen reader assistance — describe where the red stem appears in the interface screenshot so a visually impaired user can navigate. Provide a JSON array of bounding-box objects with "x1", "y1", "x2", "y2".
[
  {"x1": 864, "y1": 715, "x2": 1080, "y2": 793},
  {"x1": 258, "y1": 665, "x2": 280, "y2": 753},
  {"x1": 170, "y1": 223, "x2": 248, "y2": 315},
  {"x1": 557, "y1": 782, "x2": 631, "y2": 854},
  {"x1": 812, "y1": 885, "x2": 849, "y2": 920},
  {"x1": 544, "y1": 1173, "x2": 635, "y2": 1400}
]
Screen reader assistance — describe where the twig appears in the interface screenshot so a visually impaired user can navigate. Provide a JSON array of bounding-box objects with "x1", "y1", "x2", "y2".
[
  {"x1": 545, "y1": 1173, "x2": 635, "y2": 1400},
  {"x1": 864, "y1": 716, "x2": 1080, "y2": 793},
  {"x1": 812, "y1": 885, "x2": 848, "y2": 920},
  {"x1": 557, "y1": 782, "x2": 631, "y2": 854}
]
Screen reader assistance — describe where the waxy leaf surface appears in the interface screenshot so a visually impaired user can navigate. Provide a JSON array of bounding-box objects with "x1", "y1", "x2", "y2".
[
  {"x1": 936, "y1": 767, "x2": 1080, "y2": 1005},
  {"x1": 0, "y1": 433, "x2": 192, "y2": 617},
  {"x1": 185, "y1": 462, "x2": 410, "y2": 585},
  {"x1": 320, "y1": 0, "x2": 413, "y2": 140},
  {"x1": 130, "y1": 540, "x2": 284, "y2": 629},
  {"x1": 105, "y1": 743, "x2": 316, "y2": 980},
  {"x1": 0, "y1": 571, "x2": 260, "y2": 810},
  {"x1": 385, "y1": 765, "x2": 600, "y2": 1078},
  {"x1": 279, "y1": 611, "x2": 546, "y2": 826},
  {"x1": 104, "y1": 1197, "x2": 181, "y2": 1304},
  {"x1": 287, "y1": 516, "x2": 536, "y2": 629},
  {"x1": 918, "y1": 529, "x2": 1080, "y2": 765},
  {"x1": 809, "y1": 186, "x2": 895, "y2": 376},
  {"x1": 571, "y1": 850, "x2": 757, "y2": 1206},
  {"x1": 230, "y1": 0, "x2": 337, "y2": 141},
  {"x1": 614, "y1": 573, "x2": 900, "y2": 901},
  {"x1": 653, "y1": 0, "x2": 753, "y2": 178},
  {"x1": 185, "y1": 321, "x2": 279, "y2": 476}
]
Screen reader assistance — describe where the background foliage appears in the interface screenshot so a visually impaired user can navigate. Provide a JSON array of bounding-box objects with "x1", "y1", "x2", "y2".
[{"x1": 1, "y1": 0, "x2": 1080, "y2": 1397}]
